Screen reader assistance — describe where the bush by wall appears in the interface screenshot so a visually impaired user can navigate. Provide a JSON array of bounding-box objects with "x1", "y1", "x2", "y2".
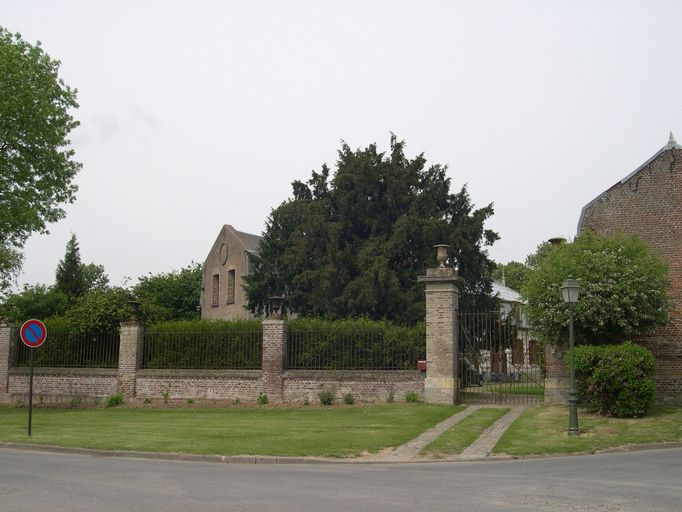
[{"x1": 573, "y1": 342, "x2": 655, "y2": 417}]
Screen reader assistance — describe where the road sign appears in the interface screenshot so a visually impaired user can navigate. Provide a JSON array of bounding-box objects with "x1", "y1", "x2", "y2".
[{"x1": 20, "y1": 319, "x2": 47, "y2": 348}]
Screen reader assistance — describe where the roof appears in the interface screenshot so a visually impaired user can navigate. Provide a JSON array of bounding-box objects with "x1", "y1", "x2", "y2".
[
  {"x1": 225, "y1": 225, "x2": 262, "y2": 253},
  {"x1": 577, "y1": 132, "x2": 681, "y2": 233},
  {"x1": 492, "y1": 281, "x2": 525, "y2": 304}
]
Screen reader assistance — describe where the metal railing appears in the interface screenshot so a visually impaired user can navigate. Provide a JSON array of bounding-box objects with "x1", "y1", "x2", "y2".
[
  {"x1": 15, "y1": 331, "x2": 120, "y2": 368},
  {"x1": 141, "y1": 330, "x2": 262, "y2": 369},
  {"x1": 458, "y1": 311, "x2": 544, "y2": 405},
  {"x1": 287, "y1": 330, "x2": 425, "y2": 370}
]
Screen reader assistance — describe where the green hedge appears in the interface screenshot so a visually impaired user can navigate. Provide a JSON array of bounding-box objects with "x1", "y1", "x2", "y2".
[
  {"x1": 287, "y1": 318, "x2": 425, "y2": 370},
  {"x1": 15, "y1": 317, "x2": 120, "y2": 368},
  {"x1": 142, "y1": 319, "x2": 262, "y2": 369},
  {"x1": 573, "y1": 342, "x2": 655, "y2": 417}
]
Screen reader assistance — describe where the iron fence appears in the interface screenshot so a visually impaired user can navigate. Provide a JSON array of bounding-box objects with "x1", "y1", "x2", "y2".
[
  {"x1": 287, "y1": 330, "x2": 425, "y2": 370},
  {"x1": 458, "y1": 310, "x2": 544, "y2": 405},
  {"x1": 142, "y1": 330, "x2": 262, "y2": 369},
  {"x1": 14, "y1": 331, "x2": 120, "y2": 368}
]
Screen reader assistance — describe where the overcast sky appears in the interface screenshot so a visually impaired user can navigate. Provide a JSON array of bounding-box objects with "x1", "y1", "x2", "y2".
[{"x1": 5, "y1": 0, "x2": 682, "y2": 289}]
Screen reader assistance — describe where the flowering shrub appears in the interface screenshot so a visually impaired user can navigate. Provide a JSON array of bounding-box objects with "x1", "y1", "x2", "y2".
[{"x1": 523, "y1": 232, "x2": 671, "y2": 345}]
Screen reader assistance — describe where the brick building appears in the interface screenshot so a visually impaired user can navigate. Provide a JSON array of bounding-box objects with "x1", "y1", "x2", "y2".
[
  {"x1": 578, "y1": 133, "x2": 681, "y2": 402},
  {"x1": 200, "y1": 225, "x2": 261, "y2": 320}
]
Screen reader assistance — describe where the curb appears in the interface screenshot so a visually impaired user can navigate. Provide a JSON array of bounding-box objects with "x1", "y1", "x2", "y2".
[{"x1": 2, "y1": 441, "x2": 682, "y2": 465}]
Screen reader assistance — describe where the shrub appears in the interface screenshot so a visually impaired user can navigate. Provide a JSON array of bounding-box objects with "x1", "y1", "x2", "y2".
[
  {"x1": 573, "y1": 342, "x2": 655, "y2": 417},
  {"x1": 523, "y1": 232, "x2": 671, "y2": 345},
  {"x1": 105, "y1": 393, "x2": 124, "y2": 407},
  {"x1": 318, "y1": 391, "x2": 335, "y2": 406},
  {"x1": 342, "y1": 393, "x2": 355, "y2": 405},
  {"x1": 143, "y1": 398, "x2": 152, "y2": 405},
  {"x1": 404, "y1": 391, "x2": 419, "y2": 403},
  {"x1": 257, "y1": 393, "x2": 269, "y2": 405},
  {"x1": 386, "y1": 391, "x2": 395, "y2": 403},
  {"x1": 162, "y1": 391, "x2": 170, "y2": 404},
  {"x1": 186, "y1": 398, "x2": 194, "y2": 404}
]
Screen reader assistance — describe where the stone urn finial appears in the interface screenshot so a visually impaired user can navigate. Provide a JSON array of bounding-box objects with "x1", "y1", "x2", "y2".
[
  {"x1": 433, "y1": 244, "x2": 450, "y2": 268},
  {"x1": 127, "y1": 299, "x2": 141, "y2": 322},
  {"x1": 269, "y1": 296, "x2": 285, "y2": 320}
]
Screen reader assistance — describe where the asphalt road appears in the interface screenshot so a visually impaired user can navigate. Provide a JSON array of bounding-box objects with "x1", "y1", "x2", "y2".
[{"x1": 1, "y1": 447, "x2": 681, "y2": 511}]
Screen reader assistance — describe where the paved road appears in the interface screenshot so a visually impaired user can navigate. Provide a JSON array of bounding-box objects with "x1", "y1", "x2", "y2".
[{"x1": 1, "y1": 447, "x2": 681, "y2": 511}]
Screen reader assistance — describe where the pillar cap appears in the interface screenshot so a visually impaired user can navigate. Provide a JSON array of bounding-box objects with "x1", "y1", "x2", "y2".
[{"x1": 417, "y1": 267, "x2": 465, "y2": 284}]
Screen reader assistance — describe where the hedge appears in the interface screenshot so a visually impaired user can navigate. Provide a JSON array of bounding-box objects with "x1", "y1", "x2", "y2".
[
  {"x1": 287, "y1": 318, "x2": 425, "y2": 370},
  {"x1": 573, "y1": 341, "x2": 655, "y2": 417},
  {"x1": 142, "y1": 320, "x2": 262, "y2": 369}
]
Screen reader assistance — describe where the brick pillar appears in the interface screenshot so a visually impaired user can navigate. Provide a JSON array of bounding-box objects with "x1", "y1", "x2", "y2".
[
  {"x1": 544, "y1": 343, "x2": 569, "y2": 404},
  {"x1": 262, "y1": 319, "x2": 287, "y2": 402},
  {"x1": 418, "y1": 267, "x2": 464, "y2": 404},
  {"x1": 0, "y1": 322, "x2": 18, "y2": 402},
  {"x1": 117, "y1": 320, "x2": 144, "y2": 399}
]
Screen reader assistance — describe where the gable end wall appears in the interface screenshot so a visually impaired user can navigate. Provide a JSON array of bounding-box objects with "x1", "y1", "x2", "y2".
[{"x1": 580, "y1": 148, "x2": 682, "y2": 402}]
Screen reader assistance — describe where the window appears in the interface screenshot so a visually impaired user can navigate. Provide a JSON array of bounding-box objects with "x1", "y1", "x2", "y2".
[
  {"x1": 212, "y1": 274, "x2": 219, "y2": 307},
  {"x1": 227, "y1": 269, "x2": 236, "y2": 304}
]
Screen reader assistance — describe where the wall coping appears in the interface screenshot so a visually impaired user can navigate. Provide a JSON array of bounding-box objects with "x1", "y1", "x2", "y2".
[
  {"x1": 284, "y1": 369, "x2": 423, "y2": 380},
  {"x1": 136, "y1": 369, "x2": 261, "y2": 379},
  {"x1": 9, "y1": 367, "x2": 117, "y2": 376}
]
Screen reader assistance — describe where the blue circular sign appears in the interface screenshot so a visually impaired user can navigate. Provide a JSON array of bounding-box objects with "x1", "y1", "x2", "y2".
[{"x1": 20, "y1": 319, "x2": 47, "y2": 348}]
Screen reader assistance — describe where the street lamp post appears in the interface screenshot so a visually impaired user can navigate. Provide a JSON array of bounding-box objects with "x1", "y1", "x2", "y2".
[{"x1": 561, "y1": 277, "x2": 581, "y2": 436}]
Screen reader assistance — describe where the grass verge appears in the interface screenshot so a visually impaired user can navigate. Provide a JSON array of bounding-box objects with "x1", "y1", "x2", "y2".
[
  {"x1": 0, "y1": 404, "x2": 459, "y2": 458},
  {"x1": 493, "y1": 405, "x2": 682, "y2": 456},
  {"x1": 422, "y1": 407, "x2": 509, "y2": 457}
]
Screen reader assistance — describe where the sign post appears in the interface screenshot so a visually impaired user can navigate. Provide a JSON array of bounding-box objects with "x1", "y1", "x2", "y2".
[{"x1": 20, "y1": 319, "x2": 47, "y2": 437}]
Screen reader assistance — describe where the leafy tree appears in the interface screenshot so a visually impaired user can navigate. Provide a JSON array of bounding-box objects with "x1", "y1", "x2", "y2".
[
  {"x1": 0, "y1": 28, "x2": 81, "y2": 295},
  {"x1": 81, "y1": 263, "x2": 109, "y2": 292},
  {"x1": 4, "y1": 284, "x2": 68, "y2": 322},
  {"x1": 65, "y1": 287, "x2": 131, "y2": 334},
  {"x1": 492, "y1": 261, "x2": 529, "y2": 291},
  {"x1": 55, "y1": 234, "x2": 86, "y2": 300},
  {"x1": 133, "y1": 263, "x2": 202, "y2": 324},
  {"x1": 247, "y1": 135, "x2": 499, "y2": 324},
  {"x1": 522, "y1": 231, "x2": 671, "y2": 345}
]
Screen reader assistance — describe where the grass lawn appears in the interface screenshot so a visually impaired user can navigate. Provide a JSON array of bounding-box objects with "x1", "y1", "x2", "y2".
[
  {"x1": 422, "y1": 407, "x2": 509, "y2": 457},
  {"x1": 493, "y1": 405, "x2": 682, "y2": 456},
  {"x1": 0, "y1": 403, "x2": 459, "y2": 458}
]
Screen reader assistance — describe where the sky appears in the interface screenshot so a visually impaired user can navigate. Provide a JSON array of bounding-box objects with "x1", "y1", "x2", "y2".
[{"x1": 4, "y1": 0, "x2": 682, "y2": 289}]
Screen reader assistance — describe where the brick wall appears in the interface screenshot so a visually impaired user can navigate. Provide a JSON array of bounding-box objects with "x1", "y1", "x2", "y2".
[
  {"x1": 135, "y1": 370, "x2": 262, "y2": 400},
  {"x1": 8, "y1": 368, "x2": 117, "y2": 402},
  {"x1": 283, "y1": 370, "x2": 424, "y2": 403},
  {"x1": 580, "y1": 147, "x2": 682, "y2": 402}
]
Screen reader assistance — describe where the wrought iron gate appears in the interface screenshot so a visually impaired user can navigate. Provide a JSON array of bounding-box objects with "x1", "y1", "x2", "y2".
[{"x1": 458, "y1": 310, "x2": 544, "y2": 405}]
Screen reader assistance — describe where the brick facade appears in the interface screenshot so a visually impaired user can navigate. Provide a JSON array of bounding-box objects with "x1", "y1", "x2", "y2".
[{"x1": 578, "y1": 140, "x2": 682, "y2": 402}]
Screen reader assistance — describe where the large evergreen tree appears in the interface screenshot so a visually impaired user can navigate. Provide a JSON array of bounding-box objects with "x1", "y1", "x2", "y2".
[
  {"x1": 246, "y1": 136, "x2": 499, "y2": 325},
  {"x1": 55, "y1": 234, "x2": 86, "y2": 300}
]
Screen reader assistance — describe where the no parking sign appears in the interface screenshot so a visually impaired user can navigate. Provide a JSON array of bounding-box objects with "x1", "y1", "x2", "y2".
[
  {"x1": 20, "y1": 319, "x2": 47, "y2": 436},
  {"x1": 20, "y1": 319, "x2": 47, "y2": 348}
]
